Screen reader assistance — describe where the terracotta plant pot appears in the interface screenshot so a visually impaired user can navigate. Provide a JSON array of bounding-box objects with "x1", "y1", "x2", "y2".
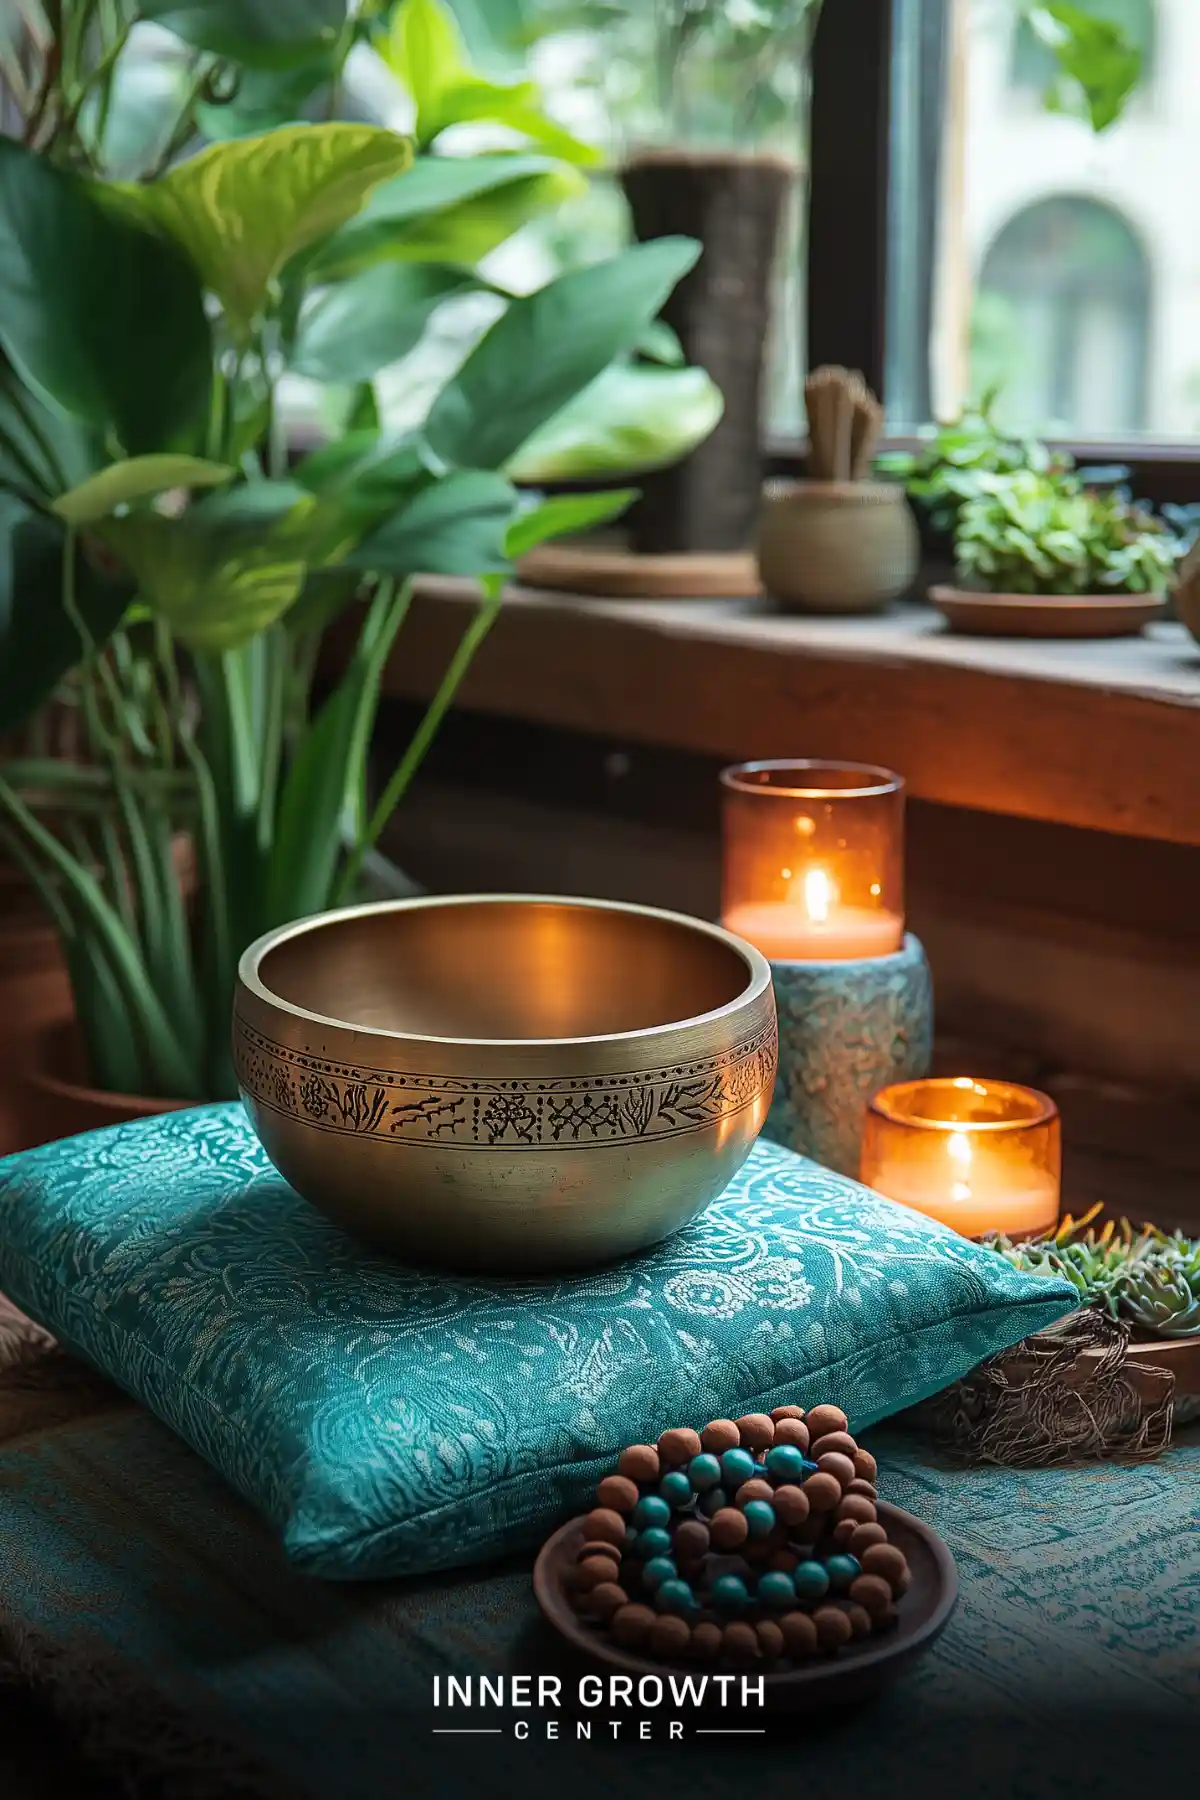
[
  {"x1": 0, "y1": 832, "x2": 200, "y2": 1153},
  {"x1": 18, "y1": 1019, "x2": 189, "y2": 1150},
  {"x1": 0, "y1": 865, "x2": 75, "y2": 1157},
  {"x1": 758, "y1": 480, "x2": 919, "y2": 615}
]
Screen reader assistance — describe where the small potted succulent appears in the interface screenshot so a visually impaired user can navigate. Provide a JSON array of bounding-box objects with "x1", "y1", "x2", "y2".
[
  {"x1": 916, "y1": 1208, "x2": 1200, "y2": 1461},
  {"x1": 930, "y1": 466, "x2": 1179, "y2": 638},
  {"x1": 986, "y1": 1208, "x2": 1200, "y2": 1423},
  {"x1": 985, "y1": 1208, "x2": 1200, "y2": 1344}
]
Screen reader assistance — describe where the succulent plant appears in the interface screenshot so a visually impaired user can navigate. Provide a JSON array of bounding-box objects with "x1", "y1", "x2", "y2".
[
  {"x1": 1122, "y1": 1269, "x2": 1200, "y2": 1340},
  {"x1": 982, "y1": 1207, "x2": 1200, "y2": 1341}
]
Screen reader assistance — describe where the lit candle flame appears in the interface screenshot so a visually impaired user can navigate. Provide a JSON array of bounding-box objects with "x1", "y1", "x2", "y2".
[
  {"x1": 947, "y1": 1130, "x2": 973, "y2": 1202},
  {"x1": 802, "y1": 867, "x2": 835, "y2": 923}
]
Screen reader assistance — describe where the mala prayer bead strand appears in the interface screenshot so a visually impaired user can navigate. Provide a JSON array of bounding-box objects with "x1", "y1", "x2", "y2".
[{"x1": 570, "y1": 1405, "x2": 912, "y2": 1668}]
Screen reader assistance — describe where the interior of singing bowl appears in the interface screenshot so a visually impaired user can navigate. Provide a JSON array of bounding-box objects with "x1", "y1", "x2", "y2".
[{"x1": 257, "y1": 900, "x2": 754, "y2": 1041}]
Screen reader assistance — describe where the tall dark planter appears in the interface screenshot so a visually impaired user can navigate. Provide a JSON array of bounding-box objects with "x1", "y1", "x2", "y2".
[{"x1": 621, "y1": 150, "x2": 794, "y2": 555}]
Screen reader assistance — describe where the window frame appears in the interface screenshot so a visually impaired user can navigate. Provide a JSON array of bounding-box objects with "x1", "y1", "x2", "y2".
[{"x1": 798, "y1": 0, "x2": 1200, "y2": 507}]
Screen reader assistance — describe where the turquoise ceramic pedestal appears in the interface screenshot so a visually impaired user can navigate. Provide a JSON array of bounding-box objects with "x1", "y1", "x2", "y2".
[{"x1": 763, "y1": 933, "x2": 933, "y2": 1178}]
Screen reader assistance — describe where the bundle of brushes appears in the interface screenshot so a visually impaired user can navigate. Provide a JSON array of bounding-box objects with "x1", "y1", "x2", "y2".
[
  {"x1": 804, "y1": 365, "x2": 885, "y2": 482},
  {"x1": 982, "y1": 1205, "x2": 1200, "y2": 1340}
]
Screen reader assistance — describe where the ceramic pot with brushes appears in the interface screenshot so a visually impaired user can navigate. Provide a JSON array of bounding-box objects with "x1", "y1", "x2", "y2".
[{"x1": 758, "y1": 366, "x2": 919, "y2": 615}]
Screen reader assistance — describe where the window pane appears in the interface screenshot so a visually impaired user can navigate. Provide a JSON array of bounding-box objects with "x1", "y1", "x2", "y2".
[
  {"x1": 888, "y1": 0, "x2": 1196, "y2": 442},
  {"x1": 436, "y1": 3, "x2": 812, "y2": 438}
]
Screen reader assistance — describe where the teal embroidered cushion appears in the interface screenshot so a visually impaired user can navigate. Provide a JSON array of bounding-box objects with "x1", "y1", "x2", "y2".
[{"x1": 0, "y1": 1104, "x2": 1074, "y2": 1581}]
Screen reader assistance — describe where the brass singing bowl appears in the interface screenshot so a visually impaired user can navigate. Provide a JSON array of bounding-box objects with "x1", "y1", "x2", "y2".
[{"x1": 234, "y1": 895, "x2": 777, "y2": 1273}]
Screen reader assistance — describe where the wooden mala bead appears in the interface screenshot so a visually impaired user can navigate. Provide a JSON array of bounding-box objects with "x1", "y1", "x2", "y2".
[
  {"x1": 810, "y1": 1430, "x2": 859, "y2": 1461},
  {"x1": 596, "y1": 1474, "x2": 640, "y2": 1514},
  {"x1": 736, "y1": 1413, "x2": 776, "y2": 1450},
  {"x1": 700, "y1": 1418, "x2": 741, "y2": 1453},
  {"x1": 617, "y1": 1444, "x2": 659, "y2": 1483},
  {"x1": 803, "y1": 1404, "x2": 848, "y2": 1440},
  {"x1": 657, "y1": 1427, "x2": 702, "y2": 1466},
  {"x1": 611, "y1": 1603, "x2": 655, "y2": 1647}
]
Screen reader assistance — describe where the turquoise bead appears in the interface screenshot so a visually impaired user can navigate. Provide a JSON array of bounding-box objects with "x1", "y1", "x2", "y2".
[
  {"x1": 742, "y1": 1499, "x2": 776, "y2": 1539},
  {"x1": 710, "y1": 1574, "x2": 750, "y2": 1614},
  {"x1": 826, "y1": 1553, "x2": 861, "y2": 1592},
  {"x1": 757, "y1": 1570, "x2": 797, "y2": 1609},
  {"x1": 698, "y1": 1488, "x2": 726, "y2": 1518},
  {"x1": 719, "y1": 1447, "x2": 757, "y2": 1488},
  {"x1": 765, "y1": 1444, "x2": 808, "y2": 1483},
  {"x1": 641, "y1": 1556, "x2": 677, "y2": 1592},
  {"x1": 793, "y1": 1560, "x2": 830, "y2": 1601},
  {"x1": 658, "y1": 1470, "x2": 693, "y2": 1509},
  {"x1": 800, "y1": 1458, "x2": 820, "y2": 1477},
  {"x1": 687, "y1": 1453, "x2": 723, "y2": 1492},
  {"x1": 654, "y1": 1578, "x2": 696, "y2": 1616},
  {"x1": 636, "y1": 1526, "x2": 672, "y2": 1559},
  {"x1": 633, "y1": 1494, "x2": 671, "y2": 1530}
]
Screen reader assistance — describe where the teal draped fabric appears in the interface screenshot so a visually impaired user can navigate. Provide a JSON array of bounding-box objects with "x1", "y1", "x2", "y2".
[
  {"x1": 0, "y1": 1105, "x2": 1074, "y2": 1580},
  {"x1": 0, "y1": 1402, "x2": 1194, "y2": 1800}
]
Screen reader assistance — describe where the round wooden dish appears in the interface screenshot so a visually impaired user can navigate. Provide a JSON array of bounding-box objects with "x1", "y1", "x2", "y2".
[
  {"x1": 1093, "y1": 1333, "x2": 1200, "y2": 1420},
  {"x1": 929, "y1": 585, "x2": 1164, "y2": 639},
  {"x1": 518, "y1": 539, "x2": 761, "y2": 600},
  {"x1": 534, "y1": 1501, "x2": 957, "y2": 1709}
]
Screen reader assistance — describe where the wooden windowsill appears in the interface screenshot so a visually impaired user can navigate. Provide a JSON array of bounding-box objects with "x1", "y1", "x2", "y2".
[{"x1": 379, "y1": 581, "x2": 1200, "y2": 847}]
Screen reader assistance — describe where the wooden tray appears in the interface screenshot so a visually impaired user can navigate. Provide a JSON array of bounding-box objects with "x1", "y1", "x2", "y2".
[
  {"x1": 1037, "y1": 1331, "x2": 1200, "y2": 1394},
  {"x1": 1095, "y1": 1332, "x2": 1200, "y2": 1396},
  {"x1": 518, "y1": 540, "x2": 761, "y2": 599},
  {"x1": 991, "y1": 1328, "x2": 1200, "y2": 1431},
  {"x1": 533, "y1": 1501, "x2": 957, "y2": 1710},
  {"x1": 930, "y1": 585, "x2": 1164, "y2": 639}
]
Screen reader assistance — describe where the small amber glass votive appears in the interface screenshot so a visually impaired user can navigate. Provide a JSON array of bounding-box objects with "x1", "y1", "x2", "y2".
[
  {"x1": 860, "y1": 1077, "x2": 1061, "y2": 1240},
  {"x1": 720, "y1": 760, "x2": 905, "y2": 962}
]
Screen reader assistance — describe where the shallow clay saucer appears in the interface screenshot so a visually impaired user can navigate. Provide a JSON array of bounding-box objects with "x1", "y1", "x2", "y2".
[{"x1": 930, "y1": 585, "x2": 1163, "y2": 639}]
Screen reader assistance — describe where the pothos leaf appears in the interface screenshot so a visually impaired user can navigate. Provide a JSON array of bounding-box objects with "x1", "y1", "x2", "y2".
[
  {"x1": 51, "y1": 456, "x2": 236, "y2": 527},
  {"x1": 139, "y1": 0, "x2": 347, "y2": 70},
  {"x1": 124, "y1": 125, "x2": 413, "y2": 341},
  {"x1": 0, "y1": 137, "x2": 211, "y2": 455},
  {"x1": 381, "y1": 0, "x2": 599, "y2": 162},
  {"x1": 506, "y1": 489, "x2": 637, "y2": 559},
  {"x1": 0, "y1": 499, "x2": 131, "y2": 736},
  {"x1": 96, "y1": 503, "x2": 310, "y2": 650},
  {"x1": 298, "y1": 154, "x2": 585, "y2": 282}
]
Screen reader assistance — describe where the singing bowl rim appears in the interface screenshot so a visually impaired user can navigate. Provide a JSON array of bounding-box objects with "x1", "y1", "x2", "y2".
[{"x1": 237, "y1": 893, "x2": 773, "y2": 1050}]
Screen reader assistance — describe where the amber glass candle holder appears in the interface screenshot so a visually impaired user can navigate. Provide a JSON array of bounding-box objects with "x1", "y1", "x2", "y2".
[
  {"x1": 860, "y1": 1078, "x2": 1061, "y2": 1240},
  {"x1": 720, "y1": 761, "x2": 905, "y2": 963},
  {"x1": 719, "y1": 760, "x2": 930, "y2": 1178}
]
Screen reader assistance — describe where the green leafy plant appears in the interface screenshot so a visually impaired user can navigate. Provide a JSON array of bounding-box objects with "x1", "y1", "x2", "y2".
[
  {"x1": 1021, "y1": 1, "x2": 1143, "y2": 133},
  {"x1": 984, "y1": 1207, "x2": 1200, "y2": 1340},
  {"x1": 0, "y1": 1, "x2": 721, "y2": 1102},
  {"x1": 877, "y1": 392, "x2": 1070, "y2": 544},
  {"x1": 953, "y1": 467, "x2": 1178, "y2": 597}
]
